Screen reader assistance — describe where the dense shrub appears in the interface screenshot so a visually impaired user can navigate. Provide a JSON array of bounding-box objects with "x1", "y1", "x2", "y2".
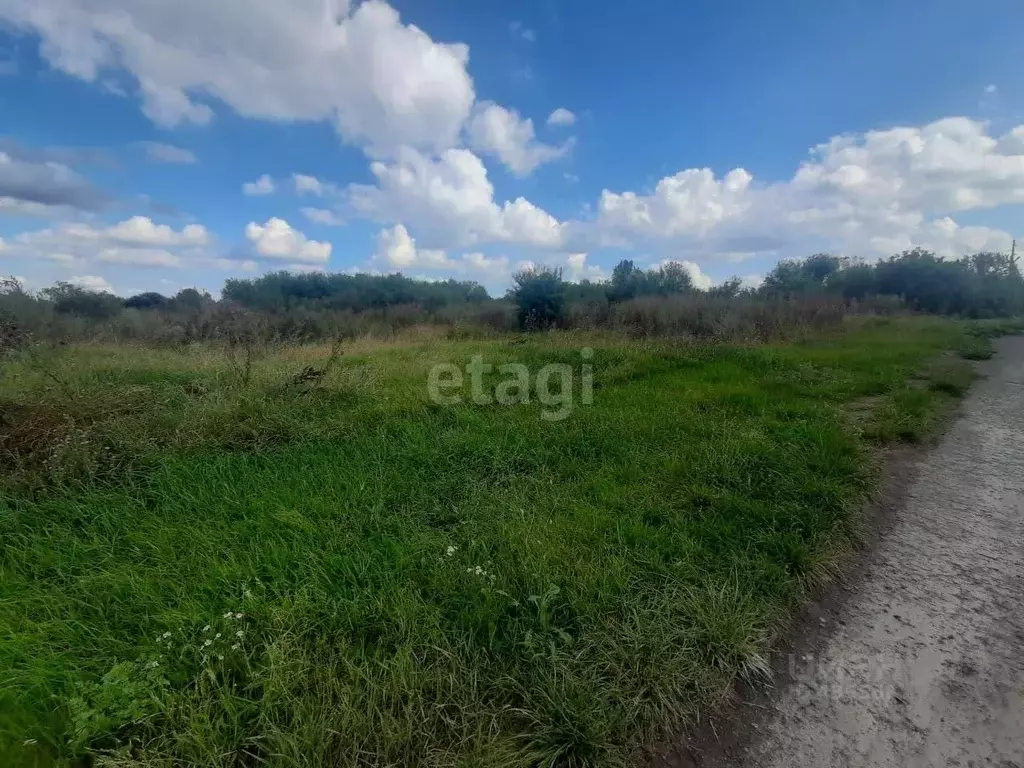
[
  {"x1": 608, "y1": 259, "x2": 699, "y2": 302},
  {"x1": 567, "y1": 293, "x2": 852, "y2": 341},
  {"x1": 507, "y1": 266, "x2": 567, "y2": 330},
  {"x1": 223, "y1": 271, "x2": 489, "y2": 313},
  {"x1": 124, "y1": 292, "x2": 171, "y2": 310},
  {"x1": 762, "y1": 248, "x2": 1024, "y2": 318},
  {"x1": 2, "y1": 244, "x2": 1021, "y2": 346},
  {"x1": 42, "y1": 282, "x2": 123, "y2": 320}
]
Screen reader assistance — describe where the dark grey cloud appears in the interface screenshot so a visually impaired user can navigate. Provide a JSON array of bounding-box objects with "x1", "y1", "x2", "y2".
[
  {"x1": 0, "y1": 138, "x2": 109, "y2": 211},
  {"x1": 0, "y1": 157, "x2": 108, "y2": 210},
  {"x1": 0, "y1": 136, "x2": 113, "y2": 167}
]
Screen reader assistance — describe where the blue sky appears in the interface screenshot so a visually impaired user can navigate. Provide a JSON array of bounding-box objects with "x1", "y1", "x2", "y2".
[{"x1": 1, "y1": 0, "x2": 1022, "y2": 297}]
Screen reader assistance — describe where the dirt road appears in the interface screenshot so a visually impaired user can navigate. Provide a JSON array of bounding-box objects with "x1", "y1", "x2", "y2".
[{"x1": 674, "y1": 335, "x2": 1024, "y2": 768}]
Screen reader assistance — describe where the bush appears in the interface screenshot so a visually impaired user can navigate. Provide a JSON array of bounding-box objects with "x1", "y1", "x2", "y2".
[
  {"x1": 42, "y1": 283, "x2": 123, "y2": 321},
  {"x1": 762, "y1": 248, "x2": 1024, "y2": 318},
  {"x1": 569, "y1": 293, "x2": 849, "y2": 341},
  {"x1": 607, "y1": 259, "x2": 697, "y2": 302},
  {"x1": 507, "y1": 266, "x2": 567, "y2": 330},
  {"x1": 124, "y1": 292, "x2": 171, "y2": 310}
]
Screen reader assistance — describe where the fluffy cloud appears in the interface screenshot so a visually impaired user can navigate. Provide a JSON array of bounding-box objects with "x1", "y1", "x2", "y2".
[
  {"x1": 293, "y1": 174, "x2": 334, "y2": 196},
  {"x1": 69, "y1": 275, "x2": 114, "y2": 292},
  {"x1": 546, "y1": 108, "x2": 576, "y2": 127},
  {"x1": 138, "y1": 141, "x2": 197, "y2": 164},
  {"x1": 0, "y1": 150, "x2": 107, "y2": 211},
  {"x1": 374, "y1": 224, "x2": 451, "y2": 269},
  {"x1": 0, "y1": 217, "x2": 209, "y2": 267},
  {"x1": 788, "y1": 117, "x2": 1024, "y2": 216},
  {"x1": 0, "y1": 0, "x2": 475, "y2": 156},
  {"x1": 592, "y1": 117, "x2": 1024, "y2": 261},
  {"x1": 300, "y1": 207, "x2": 346, "y2": 226},
  {"x1": 242, "y1": 174, "x2": 275, "y2": 196},
  {"x1": 245, "y1": 217, "x2": 331, "y2": 264},
  {"x1": 349, "y1": 147, "x2": 565, "y2": 248},
  {"x1": 500, "y1": 198, "x2": 564, "y2": 247},
  {"x1": 867, "y1": 217, "x2": 1013, "y2": 258},
  {"x1": 564, "y1": 252, "x2": 605, "y2": 282},
  {"x1": 0, "y1": 197, "x2": 58, "y2": 216},
  {"x1": 462, "y1": 251, "x2": 509, "y2": 275},
  {"x1": 100, "y1": 216, "x2": 209, "y2": 247},
  {"x1": 371, "y1": 224, "x2": 516, "y2": 286},
  {"x1": 598, "y1": 168, "x2": 754, "y2": 239},
  {"x1": 467, "y1": 102, "x2": 572, "y2": 176}
]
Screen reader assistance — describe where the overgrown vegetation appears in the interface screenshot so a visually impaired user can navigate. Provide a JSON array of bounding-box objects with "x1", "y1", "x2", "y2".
[
  {"x1": 5, "y1": 246, "x2": 1022, "y2": 344},
  {"x1": 763, "y1": 248, "x2": 1024, "y2": 317},
  {"x1": 0, "y1": 312, "x2": 1016, "y2": 766},
  {"x1": 1, "y1": 245, "x2": 1022, "y2": 765}
]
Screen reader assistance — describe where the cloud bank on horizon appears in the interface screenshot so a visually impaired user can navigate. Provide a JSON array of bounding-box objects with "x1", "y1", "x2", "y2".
[{"x1": 0, "y1": 0, "x2": 1020, "y2": 296}]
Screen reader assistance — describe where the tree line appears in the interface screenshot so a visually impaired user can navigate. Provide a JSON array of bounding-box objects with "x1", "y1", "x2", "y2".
[
  {"x1": 3, "y1": 247, "x2": 1021, "y2": 340},
  {"x1": 508, "y1": 248, "x2": 1023, "y2": 328}
]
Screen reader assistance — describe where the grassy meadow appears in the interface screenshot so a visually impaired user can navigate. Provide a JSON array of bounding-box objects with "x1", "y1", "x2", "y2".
[{"x1": 0, "y1": 317, "x2": 1010, "y2": 766}]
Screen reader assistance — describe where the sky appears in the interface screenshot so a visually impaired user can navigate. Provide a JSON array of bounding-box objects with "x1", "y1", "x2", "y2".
[{"x1": 0, "y1": 0, "x2": 1023, "y2": 298}]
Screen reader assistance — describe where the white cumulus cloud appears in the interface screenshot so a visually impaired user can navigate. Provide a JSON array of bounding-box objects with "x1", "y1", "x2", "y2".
[
  {"x1": 0, "y1": 216, "x2": 210, "y2": 267},
  {"x1": 69, "y1": 275, "x2": 114, "y2": 292},
  {"x1": 374, "y1": 224, "x2": 451, "y2": 269},
  {"x1": 546, "y1": 108, "x2": 576, "y2": 127},
  {"x1": 590, "y1": 117, "x2": 1024, "y2": 262},
  {"x1": 293, "y1": 174, "x2": 339, "y2": 196},
  {"x1": 245, "y1": 217, "x2": 331, "y2": 264},
  {"x1": 242, "y1": 174, "x2": 275, "y2": 196},
  {"x1": 0, "y1": 0, "x2": 476, "y2": 156},
  {"x1": 348, "y1": 146, "x2": 565, "y2": 249},
  {"x1": 467, "y1": 102, "x2": 572, "y2": 176}
]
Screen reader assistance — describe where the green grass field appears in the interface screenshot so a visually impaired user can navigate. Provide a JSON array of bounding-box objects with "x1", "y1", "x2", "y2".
[{"x1": 0, "y1": 317, "x2": 1008, "y2": 766}]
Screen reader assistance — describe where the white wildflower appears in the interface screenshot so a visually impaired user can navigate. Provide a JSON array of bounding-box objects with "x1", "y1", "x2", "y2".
[
  {"x1": 223, "y1": 611, "x2": 233, "y2": 619},
  {"x1": 235, "y1": 630, "x2": 244, "y2": 638},
  {"x1": 215, "y1": 633, "x2": 221, "y2": 639},
  {"x1": 203, "y1": 639, "x2": 212, "y2": 647},
  {"x1": 217, "y1": 654, "x2": 224, "y2": 660},
  {"x1": 202, "y1": 625, "x2": 210, "y2": 632},
  {"x1": 445, "y1": 545, "x2": 458, "y2": 557},
  {"x1": 162, "y1": 632, "x2": 171, "y2": 639},
  {"x1": 231, "y1": 643, "x2": 240, "y2": 650}
]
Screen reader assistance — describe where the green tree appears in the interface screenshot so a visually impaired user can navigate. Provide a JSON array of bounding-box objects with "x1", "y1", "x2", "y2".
[
  {"x1": 124, "y1": 292, "x2": 170, "y2": 310},
  {"x1": 762, "y1": 254, "x2": 845, "y2": 296},
  {"x1": 172, "y1": 288, "x2": 211, "y2": 311},
  {"x1": 507, "y1": 266, "x2": 566, "y2": 330},
  {"x1": 42, "y1": 282, "x2": 123, "y2": 320},
  {"x1": 650, "y1": 262, "x2": 695, "y2": 295},
  {"x1": 608, "y1": 259, "x2": 645, "y2": 302}
]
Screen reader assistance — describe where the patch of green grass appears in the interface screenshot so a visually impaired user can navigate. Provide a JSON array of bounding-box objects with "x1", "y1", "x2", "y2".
[{"x1": 0, "y1": 317, "x2": 1000, "y2": 766}]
